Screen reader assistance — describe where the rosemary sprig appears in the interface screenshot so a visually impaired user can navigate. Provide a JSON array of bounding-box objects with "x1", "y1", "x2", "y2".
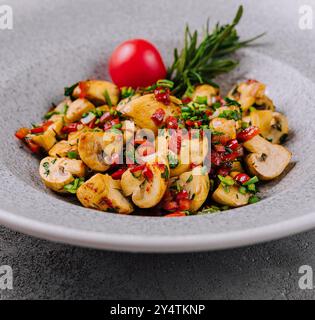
[{"x1": 167, "y1": 5, "x2": 265, "y2": 97}]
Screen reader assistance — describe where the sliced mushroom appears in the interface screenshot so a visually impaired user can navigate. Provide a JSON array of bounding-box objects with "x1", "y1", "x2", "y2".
[
  {"x1": 210, "y1": 118, "x2": 236, "y2": 140},
  {"x1": 177, "y1": 166, "x2": 210, "y2": 212},
  {"x1": 212, "y1": 179, "x2": 250, "y2": 207},
  {"x1": 191, "y1": 84, "x2": 219, "y2": 106},
  {"x1": 39, "y1": 157, "x2": 86, "y2": 193},
  {"x1": 117, "y1": 94, "x2": 181, "y2": 134},
  {"x1": 249, "y1": 110, "x2": 289, "y2": 144},
  {"x1": 65, "y1": 99, "x2": 95, "y2": 123},
  {"x1": 77, "y1": 174, "x2": 134, "y2": 214},
  {"x1": 78, "y1": 131, "x2": 123, "y2": 172},
  {"x1": 228, "y1": 80, "x2": 275, "y2": 113},
  {"x1": 30, "y1": 129, "x2": 57, "y2": 151},
  {"x1": 49, "y1": 140, "x2": 78, "y2": 158},
  {"x1": 121, "y1": 158, "x2": 169, "y2": 208},
  {"x1": 72, "y1": 80, "x2": 120, "y2": 106},
  {"x1": 243, "y1": 135, "x2": 292, "y2": 180}
]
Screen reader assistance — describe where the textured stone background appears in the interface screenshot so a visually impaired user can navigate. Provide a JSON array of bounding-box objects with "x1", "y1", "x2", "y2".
[{"x1": 1, "y1": 226, "x2": 315, "y2": 300}]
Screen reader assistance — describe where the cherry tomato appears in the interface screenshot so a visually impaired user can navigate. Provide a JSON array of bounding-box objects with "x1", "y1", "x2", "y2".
[
  {"x1": 226, "y1": 139, "x2": 239, "y2": 150},
  {"x1": 163, "y1": 201, "x2": 178, "y2": 212},
  {"x1": 111, "y1": 168, "x2": 127, "y2": 180},
  {"x1": 109, "y1": 39, "x2": 167, "y2": 88}
]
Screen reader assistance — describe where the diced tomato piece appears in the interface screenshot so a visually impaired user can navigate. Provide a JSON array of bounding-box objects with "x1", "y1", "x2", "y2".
[
  {"x1": 234, "y1": 173, "x2": 250, "y2": 184},
  {"x1": 142, "y1": 165, "x2": 153, "y2": 182},
  {"x1": 237, "y1": 126, "x2": 260, "y2": 142},
  {"x1": 214, "y1": 144, "x2": 226, "y2": 153},
  {"x1": 185, "y1": 120, "x2": 194, "y2": 127},
  {"x1": 165, "y1": 211, "x2": 187, "y2": 217},
  {"x1": 178, "y1": 199, "x2": 191, "y2": 211},
  {"x1": 222, "y1": 151, "x2": 239, "y2": 162},
  {"x1": 176, "y1": 190, "x2": 189, "y2": 201},
  {"x1": 211, "y1": 150, "x2": 223, "y2": 166},
  {"x1": 154, "y1": 87, "x2": 170, "y2": 105},
  {"x1": 165, "y1": 116, "x2": 178, "y2": 129},
  {"x1": 163, "y1": 201, "x2": 178, "y2": 211},
  {"x1": 194, "y1": 120, "x2": 202, "y2": 127},
  {"x1": 151, "y1": 108, "x2": 165, "y2": 126},
  {"x1": 15, "y1": 128, "x2": 30, "y2": 140},
  {"x1": 226, "y1": 139, "x2": 239, "y2": 150},
  {"x1": 217, "y1": 167, "x2": 230, "y2": 176},
  {"x1": 111, "y1": 168, "x2": 127, "y2": 180}
]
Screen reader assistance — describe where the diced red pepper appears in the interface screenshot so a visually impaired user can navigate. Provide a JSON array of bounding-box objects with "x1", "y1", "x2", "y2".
[
  {"x1": 15, "y1": 128, "x2": 30, "y2": 140},
  {"x1": 163, "y1": 201, "x2": 178, "y2": 212},
  {"x1": 237, "y1": 126, "x2": 260, "y2": 142},
  {"x1": 142, "y1": 165, "x2": 153, "y2": 182},
  {"x1": 78, "y1": 81, "x2": 88, "y2": 99},
  {"x1": 154, "y1": 87, "x2": 171, "y2": 105},
  {"x1": 151, "y1": 108, "x2": 165, "y2": 126},
  {"x1": 194, "y1": 120, "x2": 202, "y2": 127},
  {"x1": 30, "y1": 126, "x2": 44, "y2": 134},
  {"x1": 25, "y1": 139, "x2": 41, "y2": 153},
  {"x1": 165, "y1": 116, "x2": 178, "y2": 129},
  {"x1": 111, "y1": 168, "x2": 127, "y2": 180},
  {"x1": 227, "y1": 139, "x2": 239, "y2": 151},
  {"x1": 211, "y1": 150, "x2": 223, "y2": 167},
  {"x1": 234, "y1": 173, "x2": 250, "y2": 184},
  {"x1": 88, "y1": 118, "x2": 97, "y2": 129},
  {"x1": 130, "y1": 164, "x2": 146, "y2": 173},
  {"x1": 176, "y1": 190, "x2": 189, "y2": 201},
  {"x1": 181, "y1": 97, "x2": 192, "y2": 104},
  {"x1": 169, "y1": 134, "x2": 182, "y2": 155},
  {"x1": 178, "y1": 199, "x2": 191, "y2": 211},
  {"x1": 165, "y1": 211, "x2": 187, "y2": 217},
  {"x1": 62, "y1": 123, "x2": 79, "y2": 134}
]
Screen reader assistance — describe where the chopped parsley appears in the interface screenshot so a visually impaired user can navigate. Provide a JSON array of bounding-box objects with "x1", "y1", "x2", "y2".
[{"x1": 64, "y1": 82, "x2": 78, "y2": 97}]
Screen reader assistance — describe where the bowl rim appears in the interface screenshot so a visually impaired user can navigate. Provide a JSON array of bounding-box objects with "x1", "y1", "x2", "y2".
[{"x1": 0, "y1": 207, "x2": 314, "y2": 252}]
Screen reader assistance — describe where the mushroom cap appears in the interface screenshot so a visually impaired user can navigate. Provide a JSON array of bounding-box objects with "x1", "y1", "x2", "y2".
[
  {"x1": 116, "y1": 94, "x2": 181, "y2": 134},
  {"x1": 73, "y1": 80, "x2": 120, "y2": 106},
  {"x1": 191, "y1": 84, "x2": 219, "y2": 106},
  {"x1": 39, "y1": 157, "x2": 86, "y2": 193},
  {"x1": 212, "y1": 182, "x2": 250, "y2": 207},
  {"x1": 77, "y1": 174, "x2": 134, "y2": 214},
  {"x1": 78, "y1": 131, "x2": 123, "y2": 172},
  {"x1": 65, "y1": 98, "x2": 95, "y2": 123},
  {"x1": 178, "y1": 166, "x2": 210, "y2": 212},
  {"x1": 244, "y1": 135, "x2": 292, "y2": 180},
  {"x1": 49, "y1": 140, "x2": 78, "y2": 158}
]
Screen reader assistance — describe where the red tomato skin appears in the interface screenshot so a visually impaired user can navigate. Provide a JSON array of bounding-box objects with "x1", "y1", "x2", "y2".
[{"x1": 109, "y1": 39, "x2": 167, "y2": 88}]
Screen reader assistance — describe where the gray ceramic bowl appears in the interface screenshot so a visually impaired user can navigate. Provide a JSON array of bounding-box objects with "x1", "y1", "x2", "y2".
[{"x1": 0, "y1": 0, "x2": 314, "y2": 252}]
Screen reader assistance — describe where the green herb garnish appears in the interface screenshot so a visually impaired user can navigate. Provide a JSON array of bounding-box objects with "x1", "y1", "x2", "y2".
[
  {"x1": 64, "y1": 178, "x2": 85, "y2": 194},
  {"x1": 104, "y1": 90, "x2": 113, "y2": 107},
  {"x1": 64, "y1": 82, "x2": 78, "y2": 97},
  {"x1": 243, "y1": 176, "x2": 259, "y2": 186},
  {"x1": 167, "y1": 6, "x2": 265, "y2": 97},
  {"x1": 67, "y1": 151, "x2": 78, "y2": 159},
  {"x1": 248, "y1": 195, "x2": 260, "y2": 204}
]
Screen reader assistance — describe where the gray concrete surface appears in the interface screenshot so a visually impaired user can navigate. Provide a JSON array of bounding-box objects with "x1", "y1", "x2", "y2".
[{"x1": 1, "y1": 226, "x2": 315, "y2": 300}]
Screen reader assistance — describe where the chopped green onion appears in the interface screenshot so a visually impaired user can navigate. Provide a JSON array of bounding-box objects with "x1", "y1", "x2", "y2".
[
  {"x1": 249, "y1": 195, "x2": 260, "y2": 204},
  {"x1": 239, "y1": 186, "x2": 247, "y2": 195},
  {"x1": 67, "y1": 151, "x2": 78, "y2": 159},
  {"x1": 157, "y1": 79, "x2": 174, "y2": 89},
  {"x1": 195, "y1": 96, "x2": 208, "y2": 105},
  {"x1": 64, "y1": 83, "x2": 78, "y2": 97},
  {"x1": 224, "y1": 97, "x2": 241, "y2": 107},
  {"x1": 64, "y1": 178, "x2": 85, "y2": 194},
  {"x1": 247, "y1": 183, "x2": 256, "y2": 192},
  {"x1": 44, "y1": 111, "x2": 60, "y2": 120},
  {"x1": 104, "y1": 90, "x2": 112, "y2": 107},
  {"x1": 121, "y1": 87, "x2": 135, "y2": 99},
  {"x1": 218, "y1": 175, "x2": 235, "y2": 186},
  {"x1": 243, "y1": 176, "x2": 259, "y2": 186}
]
